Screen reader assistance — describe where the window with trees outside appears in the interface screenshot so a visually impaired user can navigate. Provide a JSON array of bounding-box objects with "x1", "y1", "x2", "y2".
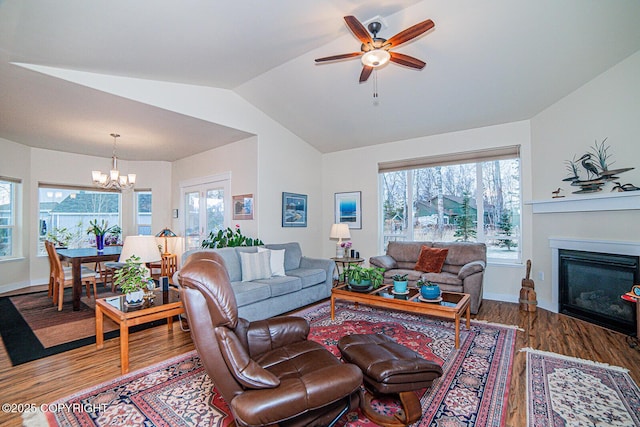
[
  {"x1": 135, "y1": 190, "x2": 152, "y2": 235},
  {"x1": 38, "y1": 185, "x2": 122, "y2": 255},
  {"x1": 0, "y1": 177, "x2": 20, "y2": 258},
  {"x1": 379, "y1": 146, "x2": 521, "y2": 262}
]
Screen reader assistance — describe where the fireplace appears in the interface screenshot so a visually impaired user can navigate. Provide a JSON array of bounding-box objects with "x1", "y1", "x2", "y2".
[{"x1": 559, "y1": 249, "x2": 638, "y2": 334}]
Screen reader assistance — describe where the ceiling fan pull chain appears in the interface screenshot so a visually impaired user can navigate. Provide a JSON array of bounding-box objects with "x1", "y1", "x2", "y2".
[{"x1": 373, "y1": 69, "x2": 380, "y2": 105}]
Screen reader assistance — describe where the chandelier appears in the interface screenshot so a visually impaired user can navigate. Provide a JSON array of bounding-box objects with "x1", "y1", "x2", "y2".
[{"x1": 91, "y1": 133, "x2": 136, "y2": 190}]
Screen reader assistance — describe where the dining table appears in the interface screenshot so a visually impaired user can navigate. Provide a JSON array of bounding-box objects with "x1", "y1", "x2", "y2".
[{"x1": 56, "y1": 246, "x2": 122, "y2": 311}]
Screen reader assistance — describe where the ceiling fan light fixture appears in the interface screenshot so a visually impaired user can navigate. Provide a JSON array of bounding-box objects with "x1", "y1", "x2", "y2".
[{"x1": 361, "y1": 49, "x2": 390, "y2": 67}]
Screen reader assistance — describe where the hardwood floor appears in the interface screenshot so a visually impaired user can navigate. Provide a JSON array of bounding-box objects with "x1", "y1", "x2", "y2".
[{"x1": 0, "y1": 298, "x2": 638, "y2": 427}]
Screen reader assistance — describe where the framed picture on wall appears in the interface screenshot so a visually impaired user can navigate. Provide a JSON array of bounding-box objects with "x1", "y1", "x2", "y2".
[
  {"x1": 335, "y1": 191, "x2": 361, "y2": 229},
  {"x1": 232, "y1": 194, "x2": 254, "y2": 220},
  {"x1": 282, "y1": 192, "x2": 307, "y2": 227}
]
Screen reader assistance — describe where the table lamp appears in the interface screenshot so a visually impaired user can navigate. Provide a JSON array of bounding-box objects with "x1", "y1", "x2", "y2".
[
  {"x1": 155, "y1": 228, "x2": 177, "y2": 256},
  {"x1": 119, "y1": 235, "x2": 162, "y2": 266},
  {"x1": 330, "y1": 223, "x2": 351, "y2": 258}
]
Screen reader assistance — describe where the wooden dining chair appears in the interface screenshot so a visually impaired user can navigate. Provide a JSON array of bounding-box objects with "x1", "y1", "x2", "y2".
[{"x1": 46, "y1": 241, "x2": 98, "y2": 311}]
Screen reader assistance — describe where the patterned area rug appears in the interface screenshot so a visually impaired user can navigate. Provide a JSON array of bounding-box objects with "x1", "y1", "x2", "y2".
[
  {"x1": 24, "y1": 301, "x2": 517, "y2": 427},
  {"x1": 523, "y1": 348, "x2": 640, "y2": 426}
]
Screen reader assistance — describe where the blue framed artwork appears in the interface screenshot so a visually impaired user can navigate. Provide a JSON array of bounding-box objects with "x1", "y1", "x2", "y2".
[
  {"x1": 335, "y1": 191, "x2": 361, "y2": 229},
  {"x1": 282, "y1": 192, "x2": 307, "y2": 227}
]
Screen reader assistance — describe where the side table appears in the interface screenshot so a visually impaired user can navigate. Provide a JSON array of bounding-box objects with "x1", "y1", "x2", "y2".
[
  {"x1": 331, "y1": 257, "x2": 364, "y2": 285},
  {"x1": 621, "y1": 292, "x2": 639, "y2": 349}
]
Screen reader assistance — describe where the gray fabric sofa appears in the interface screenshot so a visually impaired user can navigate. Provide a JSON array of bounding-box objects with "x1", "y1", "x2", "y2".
[
  {"x1": 180, "y1": 242, "x2": 334, "y2": 321},
  {"x1": 369, "y1": 241, "x2": 486, "y2": 314}
]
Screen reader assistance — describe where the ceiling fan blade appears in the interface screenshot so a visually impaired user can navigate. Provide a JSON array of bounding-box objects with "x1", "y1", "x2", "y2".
[
  {"x1": 315, "y1": 52, "x2": 362, "y2": 63},
  {"x1": 344, "y1": 15, "x2": 373, "y2": 45},
  {"x1": 359, "y1": 66, "x2": 373, "y2": 83},
  {"x1": 384, "y1": 19, "x2": 434, "y2": 48},
  {"x1": 389, "y1": 52, "x2": 426, "y2": 69}
]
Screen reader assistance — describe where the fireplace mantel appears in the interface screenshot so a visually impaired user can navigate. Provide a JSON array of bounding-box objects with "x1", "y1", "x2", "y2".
[{"x1": 527, "y1": 191, "x2": 640, "y2": 214}]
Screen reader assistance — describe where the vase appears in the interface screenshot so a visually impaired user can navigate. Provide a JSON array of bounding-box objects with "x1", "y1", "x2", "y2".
[
  {"x1": 336, "y1": 246, "x2": 345, "y2": 258},
  {"x1": 95, "y1": 234, "x2": 105, "y2": 252},
  {"x1": 348, "y1": 279, "x2": 372, "y2": 292},
  {"x1": 125, "y1": 290, "x2": 144, "y2": 306},
  {"x1": 393, "y1": 280, "x2": 408, "y2": 293},
  {"x1": 420, "y1": 283, "x2": 441, "y2": 300}
]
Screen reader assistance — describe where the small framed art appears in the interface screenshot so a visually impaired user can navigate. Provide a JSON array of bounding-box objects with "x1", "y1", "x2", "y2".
[
  {"x1": 335, "y1": 191, "x2": 361, "y2": 229},
  {"x1": 282, "y1": 192, "x2": 307, "y2": 227},
  {"x1": 232, "y1": 194, "x2": 254, "y2": 220}
]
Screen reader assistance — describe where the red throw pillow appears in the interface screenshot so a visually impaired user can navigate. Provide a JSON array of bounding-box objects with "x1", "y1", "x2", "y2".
[{"x1": 415, "y1": 246, "x2": 449, "y2": 273}]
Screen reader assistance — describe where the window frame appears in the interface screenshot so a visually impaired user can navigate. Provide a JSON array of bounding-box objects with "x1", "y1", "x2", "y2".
[
  {"x1": 378, "y1": 147, "x2": 522, "y2": 264},
  {"x1": 38, "y1": 184, "x2": 122, "y2": 255},
  {"x1": 134, "y1": 189, "x2": 153, "y2": 236},
  {"x1": 0, "y1": 177, "x2": 20, "y2": 259}
]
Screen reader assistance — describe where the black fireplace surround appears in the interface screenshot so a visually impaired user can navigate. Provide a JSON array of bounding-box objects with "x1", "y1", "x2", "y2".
[{"x1": 559, "y1": 249, "x2": 638, "y2": 334}]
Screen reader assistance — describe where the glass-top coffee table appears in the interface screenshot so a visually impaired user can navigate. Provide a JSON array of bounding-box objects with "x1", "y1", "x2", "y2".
[
  {"x1": 331, "y1": 284, "x2": 471, "y2": 348},
  {"x1": 95, "y1": 289, "x2": 185, "y2": 374}
]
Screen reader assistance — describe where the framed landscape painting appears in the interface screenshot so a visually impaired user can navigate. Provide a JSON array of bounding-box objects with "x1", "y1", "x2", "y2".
[
  {"x1": 335, "y1": 191, "x2": 361, "y2": 229},
  {"x1": 282, "y1": 192, "x2": 307, "y2": 227},
  {"x1": 232, "y1": 194, "x2": 254, "y2": 220}
]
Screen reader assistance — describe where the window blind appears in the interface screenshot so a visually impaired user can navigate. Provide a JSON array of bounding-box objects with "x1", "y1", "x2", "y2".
[
  {"x1": 0, "y1": 176, "x2": 22, "y2": 184},
  {"x1": 378, "y1": 145, "x2": 520, "y2": 173}
]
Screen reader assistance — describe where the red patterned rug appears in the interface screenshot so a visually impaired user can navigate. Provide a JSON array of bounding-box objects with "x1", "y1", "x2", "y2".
[
  {"x1": 24, "y1": 301, "x2": 517, "y2": 427},
  {"x1": 523, "y1": 348, "x2": 640, "y2": 426}
]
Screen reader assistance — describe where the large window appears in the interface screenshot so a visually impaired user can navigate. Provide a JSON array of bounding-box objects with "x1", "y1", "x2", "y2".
[
  {"x1": 38, "y1": 185, "x2": 121, "y2": 254},
  {"x1": 0, "y1": 177, "x2": 20, "y2": 258},
  {"x1": 135, "y1": 190, "x2": 152, "y2": 235},
  {"x1": 379, "y1": 147, "x2": 521, "y2": 262}
]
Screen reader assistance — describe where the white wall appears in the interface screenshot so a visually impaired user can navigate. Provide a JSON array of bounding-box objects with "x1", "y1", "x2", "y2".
[
  {"x1": 529, "y1": 50, "x2": 640, "y2": 310},
  {"x1": 321, "y1": 121, "x2": 533, "y2": 302},
  {"x1": 0, "y1": 144, "x2": 171, "y2": 292}
]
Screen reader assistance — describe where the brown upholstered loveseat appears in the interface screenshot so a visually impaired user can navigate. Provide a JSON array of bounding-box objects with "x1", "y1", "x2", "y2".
[{"x1": 369, "y1": 241, "x2": 486, "y2": 314}]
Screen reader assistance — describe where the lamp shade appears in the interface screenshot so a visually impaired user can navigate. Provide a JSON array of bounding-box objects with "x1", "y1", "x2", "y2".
[
  {"x1": 119, "y1": 235, "x2": 161, "y2": 264},
  {"x1": 330, "y1": 223, "x2": 351, "y2": 240}
]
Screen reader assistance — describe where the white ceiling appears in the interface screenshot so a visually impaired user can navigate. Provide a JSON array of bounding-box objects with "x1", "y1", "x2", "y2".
[{"x1": 1, "y1": 0, "x2": 639, "y2": 161}]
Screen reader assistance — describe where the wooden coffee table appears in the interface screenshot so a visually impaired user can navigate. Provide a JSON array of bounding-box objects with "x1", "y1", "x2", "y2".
[
  {"x1": 95, "y1": 289, "x2": 185, "y2": 374},
  {"x1": 331, "y1": 284, "x2": 471, "y2": 349}
]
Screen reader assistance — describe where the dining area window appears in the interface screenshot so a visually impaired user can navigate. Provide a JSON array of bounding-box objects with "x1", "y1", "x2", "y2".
[
  {"x1": 0, "y1": 177, "x2": 20, "y2": 259},
  {"x1": 38, "y1": 185, "x2": 121, "y2": 254}
]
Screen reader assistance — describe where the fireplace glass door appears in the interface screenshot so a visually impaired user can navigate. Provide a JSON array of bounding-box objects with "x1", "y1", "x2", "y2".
[{"x1": 559, "y1": 249, "x2": 638, "y2": 334}]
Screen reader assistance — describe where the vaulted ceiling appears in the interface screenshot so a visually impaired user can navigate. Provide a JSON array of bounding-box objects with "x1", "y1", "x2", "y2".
[{"x1": 1, "y1": 1, "x2": 639, "y2": 161}]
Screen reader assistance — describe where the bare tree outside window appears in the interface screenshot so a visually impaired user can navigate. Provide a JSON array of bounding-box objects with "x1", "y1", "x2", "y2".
[{"x1": 380, "y1": 157, "x2": 520, "y2": 261}]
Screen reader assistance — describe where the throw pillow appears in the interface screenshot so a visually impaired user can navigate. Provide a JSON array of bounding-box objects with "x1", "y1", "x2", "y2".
[
  {"x1": 240, "y1": 250, "x2": 272, "y2": 282},
  {"x1": 258, "y1": 247, "x2": 286, "y2": 277},
  {"x1": 415, "y1": 246, "x2": 449, "y2": 273}
]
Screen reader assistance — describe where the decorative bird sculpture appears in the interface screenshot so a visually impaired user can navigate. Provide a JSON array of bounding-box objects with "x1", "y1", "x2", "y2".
[
  {"x1": 578, "y1": 153, "x2": 600, "y2": 179},
  {"x1": 612, "y1": 182, "x2": 640, "y2": 192},
  {"x1": 551, "y1": 188, "x2": 564, "y2": 198}
]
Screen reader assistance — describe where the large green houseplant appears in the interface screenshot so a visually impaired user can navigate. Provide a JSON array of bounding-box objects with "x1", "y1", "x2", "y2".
[
  {"x1": 346, "y1": 265, "x2": 385, "y2": 289},
  {"x1": 113, "y1": 256, "x2": 152, "y2": 305},
  {"x1": 201, "y1": 225, "x2": 264, "y2": 248}
]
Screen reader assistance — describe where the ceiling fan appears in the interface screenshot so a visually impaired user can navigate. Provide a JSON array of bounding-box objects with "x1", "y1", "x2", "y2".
[{"x1": 315, "y1": 15, "x2": 435, "y2": 83}]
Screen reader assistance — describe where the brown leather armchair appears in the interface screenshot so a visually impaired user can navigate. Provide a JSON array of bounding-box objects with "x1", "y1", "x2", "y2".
[{"x1": 177, "y1": 252, "x2": 363, "y2": 427}]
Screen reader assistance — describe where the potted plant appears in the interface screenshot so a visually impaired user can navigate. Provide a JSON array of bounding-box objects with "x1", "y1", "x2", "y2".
[
  {"x1": 391, "y1": 273, "x2": 409, "y2": 294},
  {"x1": 201, "y1": 224, "x2": 264, "y2": 248},
  {"x1": 113, "y1": 255, "x2": 152, "y2": 306},
  {"x1": 417, "y1": 278, "x2": 441, "y2": 300},
  {"x1": 346, "y1": 265, "x2": 385, "y2": 290},
  {"x1": 87, "y1": 219, "x2": 118, "y2": 251}
]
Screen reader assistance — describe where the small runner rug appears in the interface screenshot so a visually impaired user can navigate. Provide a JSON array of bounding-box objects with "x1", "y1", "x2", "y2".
[
  {"x1": 24, "y1": 301, "x2": 517, "y2": 427},
  {"x1": 523, "y1": 348, "x2": 640, "y2": 426}
]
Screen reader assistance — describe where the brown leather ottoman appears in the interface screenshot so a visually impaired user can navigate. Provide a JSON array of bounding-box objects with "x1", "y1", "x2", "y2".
[{"x1": 338, "y1": 333, "x2": 443, "y2": 427}]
